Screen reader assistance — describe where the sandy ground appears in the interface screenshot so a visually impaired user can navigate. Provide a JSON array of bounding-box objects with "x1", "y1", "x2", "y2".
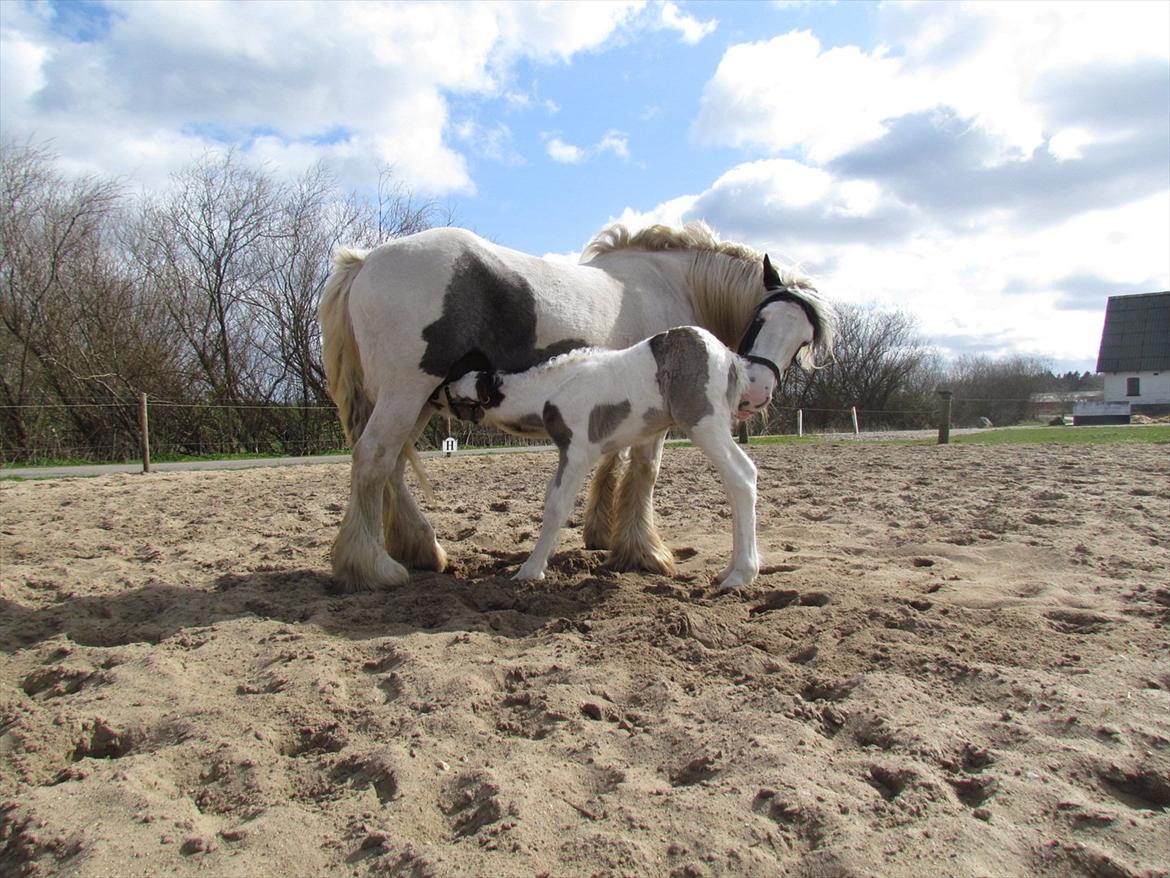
[{"x1": 1, "y1": 441, "x2": 1167, "y2": 878}]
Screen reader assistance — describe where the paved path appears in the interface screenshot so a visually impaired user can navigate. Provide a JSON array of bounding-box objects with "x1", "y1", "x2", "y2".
[{"x1": 0, "y1": 445, "x2": 559, "y2": 480}]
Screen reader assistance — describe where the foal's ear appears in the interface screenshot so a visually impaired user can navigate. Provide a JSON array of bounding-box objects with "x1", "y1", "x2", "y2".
[{"x1": 762, "y1": 254, "x2": 783, "y2": 289}]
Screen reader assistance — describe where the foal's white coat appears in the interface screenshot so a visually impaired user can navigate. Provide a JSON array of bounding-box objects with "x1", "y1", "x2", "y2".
[{"x1": 449, "y1": 300, "x2": 814, "y2": 587}]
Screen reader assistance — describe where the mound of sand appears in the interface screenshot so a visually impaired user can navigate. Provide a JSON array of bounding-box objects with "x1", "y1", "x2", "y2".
[{"x1": 1, "y1": 442, "x2": 1167, "y2": 877}]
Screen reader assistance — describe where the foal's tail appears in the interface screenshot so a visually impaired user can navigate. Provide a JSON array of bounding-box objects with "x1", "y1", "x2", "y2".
[
  {"x1": 319, "y1": 248, "x2": 436, "y2": 501},
  {"x1": 319, "y1": 248, "x2": 371, "y2": 445}
]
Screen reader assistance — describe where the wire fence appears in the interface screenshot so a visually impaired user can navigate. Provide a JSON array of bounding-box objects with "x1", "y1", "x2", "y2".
[{"x1": 0, "y1": 388, "x2": 1065, "y2": 468}]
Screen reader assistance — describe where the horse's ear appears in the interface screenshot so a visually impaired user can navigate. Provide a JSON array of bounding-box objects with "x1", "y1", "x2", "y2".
[{"x1": 762, "y1": 254, "x2": 783, "y2": 289}]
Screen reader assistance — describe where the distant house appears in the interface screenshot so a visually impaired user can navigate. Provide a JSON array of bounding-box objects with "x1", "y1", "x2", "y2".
[{"x1": 1077, "y1": 291, "x2": 1170, "y2": 424}]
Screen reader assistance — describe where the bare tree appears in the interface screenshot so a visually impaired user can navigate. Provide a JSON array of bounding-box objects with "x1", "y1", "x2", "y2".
[
  {"x1": 945, "y1": 354, "x2": 1052, "y2": 426},
  {"x1": 250, "y1": 163, "x2": 370, "y2": 405},
  {"x1": 0, "y1": 140, "x2": 136, "y2": 456},
  {"x1": 766, "y1": 304, "x2": 938, "y2": 432},
  {"x1": 132, "y1": 150, "x2": 287, "y2": 451}
]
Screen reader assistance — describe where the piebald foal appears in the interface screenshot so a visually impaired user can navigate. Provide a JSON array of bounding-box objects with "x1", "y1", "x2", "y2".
[{"x1": 447, "y1": 256, "x2": 815, "y2": 588}]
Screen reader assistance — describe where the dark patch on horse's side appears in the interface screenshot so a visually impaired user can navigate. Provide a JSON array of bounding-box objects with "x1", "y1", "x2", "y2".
[
  {"x1": 543, "y1": 402, "x2": 573, "y2": 487},
  {"x1": 648, "y1": 328, "x2": 713, "y2": 428},
  {"x1": 419, "y1": 250, "x2": 587, "y2": 380},
  {"x1": 588, "y1": 400, "x2": 632, "y2": 444}
]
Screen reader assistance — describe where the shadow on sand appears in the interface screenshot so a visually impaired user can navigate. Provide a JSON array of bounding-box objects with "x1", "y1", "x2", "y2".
[{"x1": 0, "y1": 548, "x2": 620, "y2": 653}]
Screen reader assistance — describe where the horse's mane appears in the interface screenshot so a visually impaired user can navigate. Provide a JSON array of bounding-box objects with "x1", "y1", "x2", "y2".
[
  {"x1": 583, "y1": 220, "x2": 759, "y2": 264},
  {"x1": 582, "y1": 221, "x2": 835, "y2": 369},
  {"x1": 505, "y1": 346, "x2": 609, "y2": 379}
]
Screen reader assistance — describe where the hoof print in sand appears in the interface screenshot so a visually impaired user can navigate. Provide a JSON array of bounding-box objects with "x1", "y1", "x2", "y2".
[{"x1": 440, "y1": 772, "x2": 506, "y2": 837}]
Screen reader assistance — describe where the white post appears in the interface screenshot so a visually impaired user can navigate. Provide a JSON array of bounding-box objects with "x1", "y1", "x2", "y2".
[
  {"x1": 139, "y1": 392, "x2": 151, "y2": 473},
  {"x1": 797, "y1": 409, "x2": 803, "y2": 437},
  {"x1": 851, "y1": 406, "x2": 859, "y2": 435}
]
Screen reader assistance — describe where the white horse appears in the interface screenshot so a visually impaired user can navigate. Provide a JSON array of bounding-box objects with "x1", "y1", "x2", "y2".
[
  {"x1": 319, "y1": 222, "x2": 834, "y2": 592},
  {"x1": 443, "y1": 256, "x2": 815, "y2": 588}
]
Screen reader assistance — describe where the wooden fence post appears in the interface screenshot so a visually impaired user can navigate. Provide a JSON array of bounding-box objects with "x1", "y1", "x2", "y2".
[
  {"x1": 797, "y1": 409, "x2": 803, "y2": 437},
  {"x1": 737, "y1": 420, "x2": 749, "y2": 445},
  {"x1": 139, "y1": 392, "x2": 151, "y2": 473},
  {"x1": 851, "y1": 406, "x2": 859, "y2": 435},
  {"x1": 937, "y1": 389, "x2": 953, "y2": 445}
]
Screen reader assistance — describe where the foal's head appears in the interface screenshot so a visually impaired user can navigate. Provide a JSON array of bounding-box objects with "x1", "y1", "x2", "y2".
[{"x1": 735, "y1": 255, "x2": 818, "y2": 419}]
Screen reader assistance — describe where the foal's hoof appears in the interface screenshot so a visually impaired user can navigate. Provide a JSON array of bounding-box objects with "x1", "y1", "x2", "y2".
[{"x1": 715, "y1": 570, "x2": 757, "y2": 591}]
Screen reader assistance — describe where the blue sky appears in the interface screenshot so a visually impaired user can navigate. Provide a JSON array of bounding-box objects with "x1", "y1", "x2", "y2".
[{"x1": 2, "y1": 0, "x2": 1168, "y2": 372}]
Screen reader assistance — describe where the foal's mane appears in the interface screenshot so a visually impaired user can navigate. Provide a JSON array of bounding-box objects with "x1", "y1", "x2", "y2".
[{"x1": 582, "y1": 221, "x2": 834, "y2": 369}]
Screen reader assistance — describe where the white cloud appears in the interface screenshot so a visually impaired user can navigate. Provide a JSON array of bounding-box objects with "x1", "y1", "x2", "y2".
[
  {"x1": 546, "y1": 137, "x2": 585, "y2": 164},
  {"x1": 694, "y1": 30, "x2": 932, "y2": 162},
  {"x1": 696, "y1": 3, "x2": 1170, "y2": 165},
  {"x1": 658, "y1": 1, "x2": 717, "y2": 45},
  {"x1": 0, "y1": 0, "x2": 645, "y2": 195},
  {"x1": 544, "y1": 130, "x2": 630, "y2": 164}
]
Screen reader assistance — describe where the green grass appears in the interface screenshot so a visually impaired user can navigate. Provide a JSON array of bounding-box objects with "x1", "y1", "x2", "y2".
[
  {"x1": 744, "y1": 424, "x2": 1170, "y2": 447},
  {"x1": 947, "y1": 424, "x2": 1170, "y2": 445}
]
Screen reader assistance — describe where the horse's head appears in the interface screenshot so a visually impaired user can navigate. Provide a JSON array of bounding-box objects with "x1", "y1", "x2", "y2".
[
  {"x1": 735, "y1": 255, "x2": 818, "y2": 418},
  {"x1": 446, "y1": 370, "x2": 507, "y2": 423}
]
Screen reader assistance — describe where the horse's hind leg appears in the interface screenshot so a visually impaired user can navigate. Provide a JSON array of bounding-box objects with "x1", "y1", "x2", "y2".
[
  {"x1": 331, "y1": 393, "x2": 420, "y2": 592},
  {"x1": 582, "y1": 450, "x2": 626, "y2": 549},
  {"x1": 381, "y1": 410, "x2": 447, "y2": 572},
  {"x1": 608, "y1": 433, "x2": 676, "y2": 575}
]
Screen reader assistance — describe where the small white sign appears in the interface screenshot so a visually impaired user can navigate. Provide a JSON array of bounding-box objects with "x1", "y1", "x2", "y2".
[{"x1": 442, "y1": 437, "x2": 458, "y2": 456}]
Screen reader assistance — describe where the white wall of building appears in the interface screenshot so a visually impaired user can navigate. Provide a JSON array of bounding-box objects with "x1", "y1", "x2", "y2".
[{"x1": 1103, "y1": 371, "x2": 1170, "y2": 404}]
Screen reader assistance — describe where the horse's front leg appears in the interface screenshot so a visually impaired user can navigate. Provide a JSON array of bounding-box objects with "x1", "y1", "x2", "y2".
[
  {"x1": 608, "y1": 433, "x2": 675, "y2": 575},
  {"x1": 689, "y1": 422, "x2": 760, "y2": 589},
  {"x1": 382, "y1": 409, "x2": 447, "y2": 573},
  {"x1": 515, "y1": 452, "x2": 592, "y2": 581}
]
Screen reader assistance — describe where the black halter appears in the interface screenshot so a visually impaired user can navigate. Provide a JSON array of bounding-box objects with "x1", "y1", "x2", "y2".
[{"x1": 736, "y1": 288, "x2": 816, "y2": 385}]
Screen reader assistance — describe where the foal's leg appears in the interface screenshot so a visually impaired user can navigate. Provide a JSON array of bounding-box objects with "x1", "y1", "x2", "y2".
[
  {"x1": 582, "y1": 450, "x2": 625, "y2": 549},
  {"x1": 609, "y1": 433, "x2": 675, "y2": 575},
  {"x1": 332, "y1": 393, "x2": 419, "y2": 592},
  {"x1": 515, "y1": 451, "x2": 594, "y2": 581},
  {"x1": 689, "y1": 421, "x2": 760, "y2": 589},
  {"x1": 381, "y1": 409, "x2": 447, "y2": 572}
]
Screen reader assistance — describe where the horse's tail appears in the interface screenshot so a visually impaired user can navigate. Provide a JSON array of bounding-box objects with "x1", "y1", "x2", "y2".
[
  {"x1": 403, "y1": 445, "x2": 435, "y2": 503},
  {"x1": 320, "y1": 248, "x2": 373, "y2": 445}
]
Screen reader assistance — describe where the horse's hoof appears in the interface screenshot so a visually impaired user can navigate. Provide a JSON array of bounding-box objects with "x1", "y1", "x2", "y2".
[
  {"x1": 403, "y1": 540, "x2": 447, "y2": 573},
  {"x1": 430, "y1": 542, "x2": 448, "y2": 574},
  {"x1": 609, "y1": 541, "x2": 676, "y2": 576},
  {"x1": 330, "y1": 554, "x2": 410, "y2": 593}
]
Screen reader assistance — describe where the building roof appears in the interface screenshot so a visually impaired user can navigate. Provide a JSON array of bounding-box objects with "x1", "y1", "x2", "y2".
[{"x1": 1095, "y1": 291, "x2": 1170, "y2": 373}]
